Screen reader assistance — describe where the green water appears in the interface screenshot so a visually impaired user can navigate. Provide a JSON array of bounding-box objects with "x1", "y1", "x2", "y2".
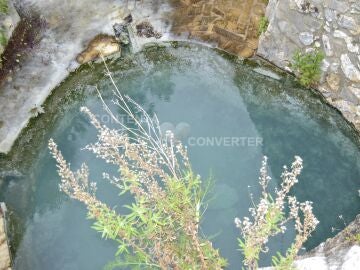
[{"x1": 1, "y1": 44, "x2": 360, "y2": 269}]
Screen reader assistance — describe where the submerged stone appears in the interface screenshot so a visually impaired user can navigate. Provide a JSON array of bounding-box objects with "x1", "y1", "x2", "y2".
[
  {"x1": 209, "y1": 184, "x2": 239, "y2": 210},
  {"x1": 175, "y1": 122, "x2": 191, "y2": 140},
  {"x1": 253, "y1": 67, "x2": 281, "y2": 80},
  {"x1": 160, "y1": 122, "x2": 175, "y2": 137}
]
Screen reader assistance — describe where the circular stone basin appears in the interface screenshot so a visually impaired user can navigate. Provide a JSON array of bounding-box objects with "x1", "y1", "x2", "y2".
[{"x1": 1, "y1": 43, "x2": 360, "y2": 269}]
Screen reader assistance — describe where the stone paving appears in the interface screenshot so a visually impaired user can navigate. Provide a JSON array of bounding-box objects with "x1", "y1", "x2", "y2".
[{"x1": 171, "y1": 0, "x2": 267, "y2": 57}]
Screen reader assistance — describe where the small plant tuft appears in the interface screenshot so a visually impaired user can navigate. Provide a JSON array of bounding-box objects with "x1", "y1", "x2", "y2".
[
  {"x1": 292, "y1": 49, "x2": 325, "y2": 87},
  {"x1": 0, "y1": 30, "x2": 7, "y2": 47},
  {"x1": 0, "y1": 0, "x2": 8, "y2": 14},
  {"x1": 346, "y1": 233, "x2": 360, "y2": 245},
  {"x1": 258, "y1": 16, "x2": 269, "y2": 36}
]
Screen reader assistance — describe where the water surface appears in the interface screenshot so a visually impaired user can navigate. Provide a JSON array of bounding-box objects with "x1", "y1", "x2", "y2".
[{"x1": 1, "y1": 44, "x2": 360, "y2": 269}]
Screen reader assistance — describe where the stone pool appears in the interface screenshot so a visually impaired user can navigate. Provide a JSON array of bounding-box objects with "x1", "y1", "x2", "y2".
[{"x1": 0, "y1": 43, "x2": 359, "y2": 269}]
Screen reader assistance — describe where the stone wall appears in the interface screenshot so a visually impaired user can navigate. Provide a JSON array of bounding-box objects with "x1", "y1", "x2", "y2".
[
  {"x1": 258, "y1": 0, "x2": 360, "y2": 131},
  {"x1": 257, "y1": 1, "x2": 360, "y2": 268}
]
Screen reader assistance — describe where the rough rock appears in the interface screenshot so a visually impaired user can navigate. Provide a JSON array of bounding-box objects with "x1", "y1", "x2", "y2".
[
  {"x1": 333, "y1": 30, "x2": 359, "y2": 54},
  {"x1": 113, "y1": 23, "x2": 130, "y2": 45},
  {"x1": 299, "y1": 32, "x2": 314, "y2": 45},
  {"x1": 341, "y1": 246, "x2": 360, "y2": 270},
  {"x1": 76, "y1": 34, "x2": 120, "y2": 64},
  {"x1": 337, "y1": 15, "x2": 360, "y2": 33},
  {"x1": 136, "y1": 21, "x2": 162, "y2": 39},
  {"x1": 299, "y1": 214, "x2": 360, "y2": 269},
  {"x1": 341, "y1": 54, "x2": 360, "y2": 82},
  {"x1": 295, "y1": 257, "x2": 328, "y2": 270},
  {"x1": 326, "y1": 72, "x2": 340, "y2": 91},
  {"x1": 349, "y1": 86, "x2": 360, "y2": 103},
  {"x1": 113, "y1": 14, "x2": 132, "y2": 45},
  {"x1": 321, "y1": 58, "x2": 330, "y2": 73},
  {"x1": 260, "y1": 215, "x2": 360, "y2": 269},
  {"x1": 294, "y1": 0, "x2": 318, "y2": 13},
  {"x1": 322, "y1": 34, "x2": 333, "y2": 56}
]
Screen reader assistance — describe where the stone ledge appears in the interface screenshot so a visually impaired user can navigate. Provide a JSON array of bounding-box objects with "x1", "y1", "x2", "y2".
[
  {"x1": 260, "y1": 215, "x2": 360, "y2": 269},
  {"x1": 0, "y1": 203, "x2": 11, "y2": 270}
]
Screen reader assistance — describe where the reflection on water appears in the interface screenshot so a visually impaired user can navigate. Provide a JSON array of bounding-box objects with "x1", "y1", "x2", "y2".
[{"x1": 0, "y1": 44, "x2": 359, "y2": 269}]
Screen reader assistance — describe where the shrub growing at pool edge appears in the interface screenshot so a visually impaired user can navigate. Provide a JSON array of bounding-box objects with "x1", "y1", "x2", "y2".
[
  {"x1": 292, "y1": 49, "x2": 325, "y2": 87},
  {"x1": 235, "y1": 156, "x2": 318, "y2": 270},
  {"x1": 50, "y1": 132, "x2": 226, "y2": 269},
  {"x1": 49, "y1": 61, "x2": 319, "y2": 270}
]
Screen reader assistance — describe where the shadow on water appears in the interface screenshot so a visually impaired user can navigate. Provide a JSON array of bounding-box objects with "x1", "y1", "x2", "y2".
[{"x1": 233, "y1": 63, "x2": 360, "y2": 250}]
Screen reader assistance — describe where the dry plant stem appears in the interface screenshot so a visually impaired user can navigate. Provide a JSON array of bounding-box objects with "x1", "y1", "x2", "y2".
[
  {"x1": 235, "y1": 156, "x2": 319, "y2": 270},
  {"x1": 50, "y1": 113, "x2": 210, "y2": 268},
  {"x1": 99, "y1": 55, "x2": 183, "y2": 178},
  {"x1": 48, "y1": 140, "x2": 152, "y2": 264},
  {"x1": 48, "y1": 56, "x2": 220, "y2": 269}
]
